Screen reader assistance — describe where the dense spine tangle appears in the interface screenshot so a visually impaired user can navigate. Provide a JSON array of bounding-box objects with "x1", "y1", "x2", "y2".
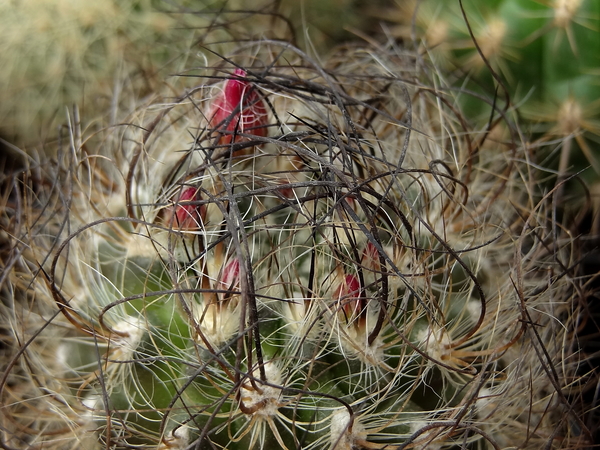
[{"x1": 0, "y1": 11, "x2": 596, "y2": 450}]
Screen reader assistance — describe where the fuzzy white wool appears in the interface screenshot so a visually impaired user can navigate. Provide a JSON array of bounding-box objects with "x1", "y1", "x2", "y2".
[
  {"x1": 110, "y1": 317, "x2": 145, "y2": 360},
  {"x1": 240, "y1": 361, "x2": 283, "y2": 417},
  {"x1": 329, "y1": 409, "x2": 366, "y2": 450}
]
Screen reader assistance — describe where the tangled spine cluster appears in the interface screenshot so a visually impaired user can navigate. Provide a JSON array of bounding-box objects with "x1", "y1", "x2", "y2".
[{"x1": 0, "y1": 31, "x2": 595, "y2": 450}]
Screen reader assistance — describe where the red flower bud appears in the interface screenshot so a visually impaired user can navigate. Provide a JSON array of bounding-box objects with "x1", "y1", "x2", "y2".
[
  {"x1": 335, "y1": 274, "x2": 362, "y2": 319},
  {"x1": 219, "y1": 258, "x2": 240, "y2": 292},
  {"x1": 165, "y1": 187, "x2": 204, "y2": 230},
  {"x1": 208, "y1": 68, "x2": 268, "y2": 144}
]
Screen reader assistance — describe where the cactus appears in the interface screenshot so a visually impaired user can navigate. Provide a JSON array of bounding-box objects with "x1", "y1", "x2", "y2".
[
  {"x1": 0, "y1": 0, "x2": 275, "y2": 145},
  {"x1": 0, "y1": 6, "x2": 596, "y2": 450},
  {"x1": 0, "y1": 0, "x2": 374, "y2": 146},
  {"x1": 373, "y1": 0, "x2": 600, "y2": 192}
]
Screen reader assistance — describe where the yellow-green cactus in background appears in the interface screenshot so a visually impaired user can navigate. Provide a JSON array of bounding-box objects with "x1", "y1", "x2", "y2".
[
  {"x1": 0, "y1": 0, "x2": 176, "y2": 143},
  {"x1": 0, "y1": 0, "x2": 377, "y2": 147},
  {"x1": 0, "y1": 0, "x2": 297, "y2": 146}
]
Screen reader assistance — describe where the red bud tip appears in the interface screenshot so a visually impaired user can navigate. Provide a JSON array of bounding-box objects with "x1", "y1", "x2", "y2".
[
  {"x1": 336, "y1": 274, "x2": 361, "y2": 318},
  {"x1": 166, "y1": 187, "x2": 203, "y2": 230},
  {"x1": 219, "y1": 258, "x2": 240, "y2": 291},
  {"x1": 209, "y1": 68, "x2": 268, "y2": 143}
]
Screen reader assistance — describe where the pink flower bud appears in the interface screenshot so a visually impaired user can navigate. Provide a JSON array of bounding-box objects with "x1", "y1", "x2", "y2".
[
  {"x1": 208, "y1": 68, "x2": 268, "y2": 144},
  {"x1": 335, "y1": 274, "x2": 362, "y2": 319},
  {"x1": 165, "y1": 187, "x2": 204, "y2": 230},
  {"x1": 219, "y1": 258, "x2": 240, "y2": 291}
]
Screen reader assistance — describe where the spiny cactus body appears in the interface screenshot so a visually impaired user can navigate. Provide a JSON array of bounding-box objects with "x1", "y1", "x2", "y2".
[
  {"x1": 0, "y1": 9, "x2": 595, "y2": 450},
  {"x1": 376, "y1": 0, "x2": 600, "y2": 188}
]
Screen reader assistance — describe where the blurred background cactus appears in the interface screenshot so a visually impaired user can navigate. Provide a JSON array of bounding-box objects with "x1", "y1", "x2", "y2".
[
  {"x1": 0, "y1": 0, "x2": 302, "y2": 146},
  {"x1": 1, "y1": 1, "x2": 599, "y2": 449},
  {"x1": 372, "y1": 0, "x2": 600, "y2": 218},
  {"x1": 0, "y1": 0, "x2": 181, "y2": 145}
]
